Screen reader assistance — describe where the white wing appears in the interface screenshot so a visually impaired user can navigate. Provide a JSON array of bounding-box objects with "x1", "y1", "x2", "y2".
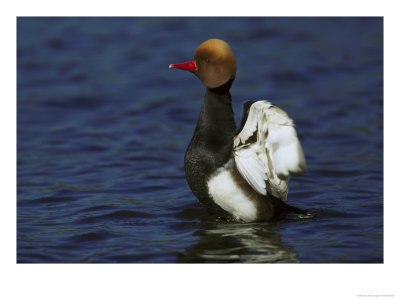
[
  {"x1": 233, "y1": 100, "x2": 306, "y2": 200},
  {"x1": 234, "y1": 144, "x2": 268, "y2": 195}
]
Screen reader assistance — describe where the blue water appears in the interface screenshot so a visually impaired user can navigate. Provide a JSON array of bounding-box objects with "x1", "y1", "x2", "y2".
[{"x1": 17, "y1": 17, "x2": 383, "y2": 263}]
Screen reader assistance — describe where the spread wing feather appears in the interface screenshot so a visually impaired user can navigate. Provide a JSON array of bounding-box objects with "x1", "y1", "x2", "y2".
[
  {"x1": 233, "y1": 100, "x2": 306, "y2": 200},
  {"x1": 234, "y1": 145, "x2": 268, "y2": 195}
]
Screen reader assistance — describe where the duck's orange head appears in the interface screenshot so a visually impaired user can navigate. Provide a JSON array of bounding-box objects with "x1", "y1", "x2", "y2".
[{"x1": 169, "y1": 39, "x2": 237, "y2": 89}]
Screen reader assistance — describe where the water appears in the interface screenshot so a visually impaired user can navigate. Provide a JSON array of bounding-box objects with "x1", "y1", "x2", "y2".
[{"x1": 17, "y1": 17, "x2": 383, "y2": 263}]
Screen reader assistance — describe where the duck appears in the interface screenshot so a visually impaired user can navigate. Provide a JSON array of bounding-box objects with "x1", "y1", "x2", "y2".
[{"x1": 169, "y1": 38, "x2": 307, "y2": 222}]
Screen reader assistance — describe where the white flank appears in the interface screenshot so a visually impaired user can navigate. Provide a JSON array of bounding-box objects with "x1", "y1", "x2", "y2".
[{"x1": 207, "y1": 161, "x2": 258, "y2": 222}]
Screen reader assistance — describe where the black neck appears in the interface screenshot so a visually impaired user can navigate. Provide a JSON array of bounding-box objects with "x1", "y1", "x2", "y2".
[
  {"x1": 207, "y1": 78, "x2": 234, "y2": 94},
  {"x1": 189, "y1": 81, "x2": 236, "y2": 170}
]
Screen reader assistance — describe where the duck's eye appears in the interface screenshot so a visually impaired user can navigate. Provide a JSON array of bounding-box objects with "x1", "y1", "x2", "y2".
[{"x1": 206, "y1": 58, "x2": 210, "y2": 63}]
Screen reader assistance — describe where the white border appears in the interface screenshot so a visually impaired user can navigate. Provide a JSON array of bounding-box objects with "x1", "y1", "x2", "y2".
[{"x1": 3, "y1": 1, "x2": 399, "y2": 300}]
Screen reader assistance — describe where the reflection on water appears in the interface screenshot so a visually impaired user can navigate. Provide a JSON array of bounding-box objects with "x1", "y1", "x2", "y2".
[{"x1": 177, "y1": 220, "x2": 300, "y2": 263}]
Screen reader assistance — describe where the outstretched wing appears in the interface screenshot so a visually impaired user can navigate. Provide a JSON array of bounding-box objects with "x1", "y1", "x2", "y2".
[{"x1": 233, "y1": 100, "x2": 306, "y2": 200}]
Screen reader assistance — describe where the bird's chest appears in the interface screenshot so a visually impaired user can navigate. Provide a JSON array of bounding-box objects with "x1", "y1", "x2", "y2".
[
  {"x1": 184, "y1": 122, "x2": 235, "y2": 184},
  {"x1": 184, "y1": 128, "x2": 234, "y2": 211}
]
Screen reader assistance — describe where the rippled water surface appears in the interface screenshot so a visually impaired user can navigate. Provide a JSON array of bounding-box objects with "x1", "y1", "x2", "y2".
[{"x1": 17, "y1": 17, "x2": 383, "y2": 263}]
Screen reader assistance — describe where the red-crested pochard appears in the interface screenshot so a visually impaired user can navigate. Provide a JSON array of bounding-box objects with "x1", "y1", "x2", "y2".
[{"x1": 170, "y1": 39, "x2": 307, "y2": 222}]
